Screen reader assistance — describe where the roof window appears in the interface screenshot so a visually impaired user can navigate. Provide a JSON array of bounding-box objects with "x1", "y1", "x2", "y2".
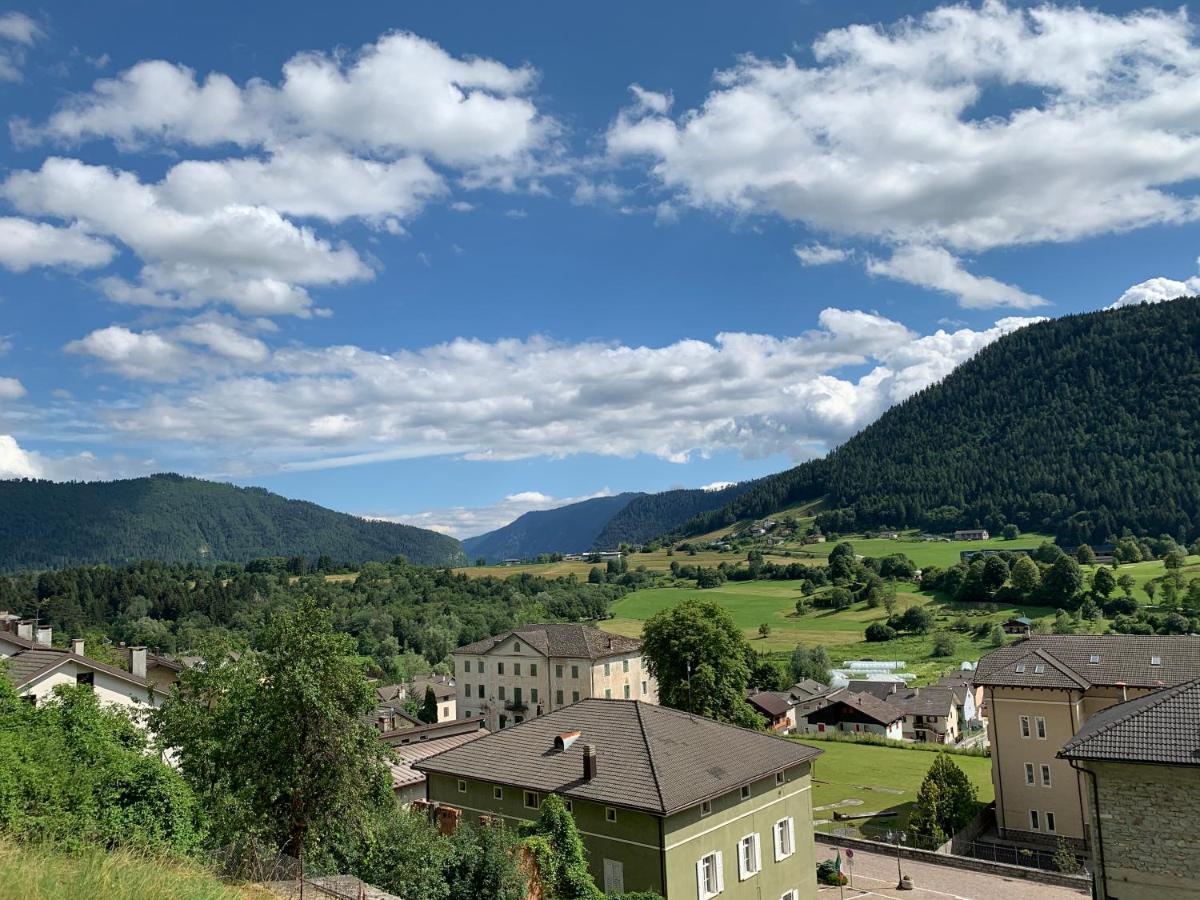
[
  {"x1": 1033, "y1": 665, "x2": 1045, "y2": 674},
  {"x1": 1088, "y1": 655, "x2": 1100, "y2": 664},
  {"x1": 1151, "y1": 656, "x2": 1162, "y2": 666},
  {"x1": 1015, "y1": 664, "x2": 1026, "y2": 673}
]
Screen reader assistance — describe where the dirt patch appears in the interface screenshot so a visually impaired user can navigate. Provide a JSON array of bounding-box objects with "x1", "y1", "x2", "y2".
[
  {"x1": 813, "y1": 799, "x2": 865, "y2": 811},
  {"x1": 854, "y1": 784, "x2": 905, "y2": 794}
]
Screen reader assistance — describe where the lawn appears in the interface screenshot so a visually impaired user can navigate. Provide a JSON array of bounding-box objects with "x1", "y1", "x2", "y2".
[
  {"x1": 796, "y1": 531, "x2": 1057, "y2": 569},
  {"x1": 795, "y1": 739, "x2": 994, "y2": 833}
]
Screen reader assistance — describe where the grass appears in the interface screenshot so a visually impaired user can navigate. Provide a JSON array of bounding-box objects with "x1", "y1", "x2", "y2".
[
  {"x1": 798, "y1": 531, "x2": 1057, "y2": 569},
  {"x1": 0, "y1": 839, "x2": 267, "y2": 900},
  {"x1": 794, "y1": 738, "x2": 994, "y2": 832}
]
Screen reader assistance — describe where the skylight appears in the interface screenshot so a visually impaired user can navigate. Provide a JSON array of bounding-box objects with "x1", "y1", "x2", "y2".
[
  {"x1": 1151, "y1": 656, "x2": 1162, "y2": 666},
  {"x1": 1089, "y1": 655, "x2": 1100, "y2": 664},
  {"x1": 1015, "y1": 664, "x2": 1026, "y2": 673},
  {"x1": 1033, "y1": 665, "x2": 1045, "y2": 674}
]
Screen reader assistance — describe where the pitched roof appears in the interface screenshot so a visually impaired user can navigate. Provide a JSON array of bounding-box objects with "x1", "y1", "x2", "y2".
[
  {"x1": 1059, "y1": 677, "x2": 1200, "y2": 766},
  {"x1": 414, "y1": 699, "x2": 820, "y2": 815},
  {"x1": 885, "y1": 686, "x2": 957, "y2": 718},
  {"x1": 410, "y1": 677, "x2": 456, "y2": 700},
  {"x1": 807, "y1": 691, "x2": 904, "y2": 726},
  {"x1": 454, "y1": 624, "x2": 642, "y2": 660},
  {"x1": 848, "y1": 680, "x2": 903, "y2": 701},
  {"x1": 2, "y1": 645, "x2": 166, "y2": 695},
  {"x1": 747, "y1": 691, "x2": 792, "y2": 718},
  {"x1": 388, "y1": 727, "x2": 490, "y2": 790},
  {"x1": 788, "y1": 679, "x2": 827, "y2": 699},
  {"x1": 974, "y1": 635, "x2": 1200, "y2": 690}
]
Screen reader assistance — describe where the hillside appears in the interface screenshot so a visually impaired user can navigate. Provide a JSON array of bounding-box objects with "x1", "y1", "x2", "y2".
[
  {"x1": 677, "y1": 297, "x2": 1200, "y2": 545},
  {"x1": 591, "y1": 481, "x2": 754, "y2": 548},
  {"x1": 462, "y1": 493, "x2": 640, "y2": 562},
  {"x1": 0, "y1": 474, "x2": 466, "y2": 570}
]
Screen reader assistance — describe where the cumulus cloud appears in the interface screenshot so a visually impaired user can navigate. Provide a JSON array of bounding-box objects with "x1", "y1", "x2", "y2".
[
  {"x1": 1110, "y1": 274, "x2": 1200, "y2": 308},
  {"x1": 607, "y1": 2, "x2": 1200, "y2": 305},
  {"x1": 0, "y1": 434, "x2": 39, "y2": 478},
  {"x1": 0, "y1": 377, "x2": 26, "y2": 399},
  {"x1": 65, "y1": 318, "x2": 272, "y2": 381},
  {"x1": 65, "y1": 308, "x2": 1040, "y2": 469},
  {"x1": 0, "y1": 12, "x2": 42, "y2": 82},
  {"x1": 867, "y1": 245, "x2": 1047, "y2": 309},
  {"x1": 379, "y1": 488, "x2": 616, "y2": 539},
  {"x1": 795, "y1": 243, "x2": 852, "y2": 266},
  {"x1": 0, "y1": 217, "x2": 115, "y2": 272}
]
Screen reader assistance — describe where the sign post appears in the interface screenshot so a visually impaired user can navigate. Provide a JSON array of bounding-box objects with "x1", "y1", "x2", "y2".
[{"x1": 846, "y1": 848, "x2": 855, "y2": 888}]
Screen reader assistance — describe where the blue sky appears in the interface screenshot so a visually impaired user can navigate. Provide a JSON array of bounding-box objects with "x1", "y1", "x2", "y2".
[{"x1": 1, "y1": 1, "x2": 1199, "y2": 537}]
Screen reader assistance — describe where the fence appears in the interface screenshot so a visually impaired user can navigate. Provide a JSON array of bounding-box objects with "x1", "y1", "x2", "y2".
[{"x1": 210, "y1": 841, "x2": 399, "y2": 899}]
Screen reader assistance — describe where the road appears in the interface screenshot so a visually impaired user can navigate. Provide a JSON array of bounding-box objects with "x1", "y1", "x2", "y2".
[{"x1": 816, "y1": 845, "x2": 1090, "y2": 900}]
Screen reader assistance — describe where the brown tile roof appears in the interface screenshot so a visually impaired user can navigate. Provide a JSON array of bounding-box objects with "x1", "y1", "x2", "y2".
[
  {"x1": 787, "y1": 679, "x2": 827, "y2": 699},
  {"x1": 410, "y1": 677, "x2": 456, "y2": 700},
  {"x1": 454, "y1": 623, "x2": 642, "y2": 660},
  {"x1": 885, "y1": 686, "x2": 958, "y2": 718},
  {"x1": 806, "y1": 691, "x2": 904, "y2": 726},
  {"x1": 974, "y1": 635, "x2": 1200, "y2": 690},
  {"x1": 2, "y1": 645, "x2": 166, "y2": 695},
  {"x1": 389, "y1": 728, "x2": 491, "y2": 790},
  {"x1": 847, "y1": 681, "x2": 903, "y2": 701},
  {"x1": 414, "y1": 699, "x2": 820, "y2": 815},
  {"x1": 747, "y1": 691, "x2": 792, "y2": 718},
  {"x1": 1059, "y1": 677, "x2": 1200, "y2": 766}
]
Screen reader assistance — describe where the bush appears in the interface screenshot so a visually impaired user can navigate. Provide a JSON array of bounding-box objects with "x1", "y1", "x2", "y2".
[
  {"x1": 931, "y1": 633, "x2": 955, "y2": 657},
  {"x1": 816, "y1": 859, "x2": 848, "y2": 886},
  {"x1": 909, "y1": 754, "x2": 979, "y2": 841},
  {"x1": 865, "y1": 622, "x2": 897, "y2": 642}
]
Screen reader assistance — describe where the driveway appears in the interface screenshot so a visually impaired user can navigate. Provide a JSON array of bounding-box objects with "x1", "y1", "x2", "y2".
[{"x1": 816, "y1": 845, "x2": 1090, "y2": 900}]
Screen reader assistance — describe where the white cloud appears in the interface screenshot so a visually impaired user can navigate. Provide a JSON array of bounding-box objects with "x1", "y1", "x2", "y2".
[
  {"x1": 795, "y1": 243, "x2": 852, "y2": 266},
  {"x1": 1110, "y1": 274, "x2": 1200, "y2": 308},
  {"x1": 66, "y1": 308, "x2": 1040, "y2": 469},
  {"x1": 0, "y1": 12, "x2": 42, "y2": 82},
  {"x1": 0, "y1": 377, "x2": 26, "y2": 399},
  {"x1": 65, "y1": 318, "x2": 271, "y2": 381},
  {"x1": 0, "y1": 434, "x2": 39, "y2": 478},
  {"x1": 380, "y1": 488, "x2": 616, "y2": 539},
  {"x1": 607, "y1": 3, "x2": 1200, "y2": 304},
  {"x1": 867, "y1": 245, "x2": 1047, "y2": 309},
  {"x1": 0, "y1": 217, "x2": 115, "y2": 272}
]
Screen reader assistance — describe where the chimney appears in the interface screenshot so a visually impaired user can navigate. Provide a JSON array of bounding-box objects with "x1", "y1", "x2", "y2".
[
  {"x1": 554, "y1": 730, "x2": 582, "y2": 752},
  {"x1": 583, "y1": 744, "x2": 598, "y2": 781},
  {"x1": 130, "y1": 646, "x2": 148, "y2": 679},
  {"x1": 35, "y1": 625, "x2": 52, "y2": 647},
  {"x1": 17, "y1": 620, "x2": 33, "y2": 640},
  {"x1": 890, "y1": 683, "x2": 898, "y2": 694},
  {"x1": 71, "y1": 638, "x2": 85, "y2": 657},
  {"x1": 1116, "y1": 681, "x2": 1127, "y2": 702}
]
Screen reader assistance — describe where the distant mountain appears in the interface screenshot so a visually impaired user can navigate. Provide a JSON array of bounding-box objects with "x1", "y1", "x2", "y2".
[
  {"x1": 462, "y1": 493, "x2": 641, "y2": 563},
  {"x1": 674, "y1": 297, "x2": 1200, "y2": 545},
  {"x1": 0, "y1": 474, "x2": 466, "y2": 570},
  {"x1": 591, "y1": 482, "x2": 755, "y2": 548}
]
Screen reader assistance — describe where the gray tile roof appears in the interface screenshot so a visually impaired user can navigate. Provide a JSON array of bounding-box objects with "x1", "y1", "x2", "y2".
[
  {"x1": 1059, "y1": 677, "x2": 1200, "y2": 766},
  {"x1": 848, "y1": 681, "x2": 904, "y2": 701},
  {"x1": 787, "y1": 679, "x2": 827, "y2": 699},
  {"x1": 2, "y1": 645, "x2": 165, "y2": 694},
  {"x1": 414, "y1": 698, "x2": 820, "y2": 815},
  {"x1": 974, "y1": 635, "x2": 1200, "y2": 690},
  {"x1": 806, "y1": 691, "x2": 904, "y2": 726},
  {"x1": 885, "y1": 686, "x2": 957, "y2": 718},
  {"x1": 454, "y1": 623, "x2": 642, "y2": 660}
]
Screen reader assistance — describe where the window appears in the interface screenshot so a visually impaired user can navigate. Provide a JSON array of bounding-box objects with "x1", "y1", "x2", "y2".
[
  {"x1": 563, "y1": 799, "x2": 573, "y2": 812},
  {"x1": 740, "y1": 785, "x2": 751, "y2": 800},
  {"x1": 530, "y1": 664, "x2": 538, "y2": 676},
  {"x1": 572, "y1": 690, "x2": 580, "y2": 703},
  {"x1": 75, "y1": 672, "x2": 94, "y2": 687},
  {"x1": 514, "y1": 663, "x2": 521, "y2": 676},
  {"x1": 1088, "y1": 654, "x2": 1100, "y2": 664},
  {"x1": 1029, "y1": 810, "x2": 1040, "y2": 831},
  {"x1": 605, "y1": 807, "x2": 617, "y2": 823},
  {"x1": 478, "y1": 660, "x2": 485, "y2": 674},
  {"x1": 1151, "y1": 656, "x2": 1162, "y2": 666},
  {"x1": 604, "y1": 662, "x2": 611, "y2": 676},
  {"x1": 1019, "y1": 715, "x2": 1031, "y2": 738},
  {"x1": 442, "y1": 705, "x2": 449, "y2": 717},
  {"x1": 1041, "y1": 764, "x2": 1052, "y2": 787},
  {"x1": 1036, "y1": 716, "x2": 1047, "y2": 739},
  {"x1": 556, "y1": 664, "x2": 563, "y2": 678},
  {"x1": 457, "y1": 779, "x2": 467, "y2": 794},
  {"x1": 1033, "y1": 664, "x2": 1045, "y2": 674},
  {"x1": 524, "y1": 791, "x2": 539, "y2": 810},
  {"x1": 622, "y1": 659, "x2": 630, "y2": 673},
  {"x1": 1046, "y1": 812, "x2": 1056, "y2": 832},
  {"x1": 556, "y1": 689, "x2": 564, "y2": 705},
  {"x1": 464, "y1": 660, "x2": 471, "y2": 673},
  {"x1": 696, "y1": 851, "x2": 723, "y2": 899},
  {"x1": 642, "y1": 680, "x2": 648, "y2": 694},
  {"x1": 1015, "y1": 664, "x2": 1026, "y2": 673},
  {"x1": 462, "y1": 683, "x2": 470, "y2": 697},
  {"x1": 571, "y1": 665, "x2": 579, "y2": 679},
  {"x1": 737, "y1": 833, "x2": 761, "y2": 880},
  {"x1": 623, "y1": 684, "x2": 631, "y2": 699},
  {"x1": 477, "y1": 684, "x2": 484, "y2": 698},
  {"x1": 776, "y1": 771, "x2": 786, "y2": 786},
  {"x1": 498, "y1": 686, "x2": 506, "y2": 701},
  {"x1": 604, "y1": 688, "x2": 612, "y2": 699},
  {"x1": 773, "y1": 817, "x2": 796, "y2": 861},
  {"x1": 465, "y1": 710, "x2": 472, "y2": 718},
  {"x1": 531, "y1": 688, "x2": 539, "y2": 703},
  {"x1": 1025, "y1": 763, "x2": 1035, "y2": 785},
  {"x1": 700, "y1": 800, "x2": 712, "y2": 817},
  {"x1": 498, "y1": 662, "x2": 505, "y2": 675},
  {"x1": 781, "y1": 892, "x2": 798, "y2": 900},
  {"x1": 513, "y1": 641, "x2": 521, "y2": 652},
  {"x1": 493, "y1": 786, "x2": 504, "y2": 800}
]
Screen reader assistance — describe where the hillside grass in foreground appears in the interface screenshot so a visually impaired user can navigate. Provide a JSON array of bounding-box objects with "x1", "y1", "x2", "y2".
[
  {"x1": 0, "y1": 839, "x2": 266, "y2": 900},
  {"x1": 796, "y1": 739, "x2": 994, "y2": 832}
]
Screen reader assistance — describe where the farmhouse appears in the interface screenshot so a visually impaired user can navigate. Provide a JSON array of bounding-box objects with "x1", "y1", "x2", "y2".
[
  {"x1": 416, "y1": 699, "x2": 821, "y2": 898},
  {"x1": 954, "y1": 528, "x2": 990, "y2": 541},
  {"x1": 1003, "y1": 616, "x2": 1033, "y2": 635},
  {"x1": 803, "y1": 691, "x2": 904, "y2": 739},
  {"x1": 747, "y1": 689, "x2": 795, "y2": 733}
]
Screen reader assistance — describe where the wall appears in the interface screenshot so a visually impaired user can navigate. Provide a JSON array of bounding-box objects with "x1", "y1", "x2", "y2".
[
  {"x1": 24, "y1": 661, "x2": 161, "y2": 720},
  {"x1": 1084, "y1": 761, "x2": 1200, "y2": 900},
  {"x1": 663, "y1": 763, "x2": 816, "y2": 900}
]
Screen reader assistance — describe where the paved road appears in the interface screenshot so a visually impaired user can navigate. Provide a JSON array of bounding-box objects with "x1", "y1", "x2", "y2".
[{"x1": 816, "y1": 845, "x2": 1090, "y2": 900}]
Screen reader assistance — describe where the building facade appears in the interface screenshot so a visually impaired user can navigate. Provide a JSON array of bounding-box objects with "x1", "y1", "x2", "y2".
[
  {"x1": 416, "y1": 699, "x2": 820, "y2": 898},
  {"x1": 453, "y1": 623, "x2": 657, "y2": 730},
  {"x1": 974, "y1": 634, "x2": 1200, "y2": 847}
]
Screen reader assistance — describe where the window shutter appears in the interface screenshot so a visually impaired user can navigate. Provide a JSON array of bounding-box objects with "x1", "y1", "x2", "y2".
[
  {"x1": 752, "y1": 833, "x2": 761, "y2": 872},
  {"x1": 695, "y1": 858, "x2": 706, "y2": 900},
  {"x1": 786, "y1": 817, "x2": 795, "y2": 855},
  {"x1": 737, "y1": 838, "x2": 748, "y2": 881},
  {"x1": 773, "y1": 821, "x2": 783, "y2": 861},
  {"x1": 715, "y1": 851, "x2": 724, "y2": 892}
]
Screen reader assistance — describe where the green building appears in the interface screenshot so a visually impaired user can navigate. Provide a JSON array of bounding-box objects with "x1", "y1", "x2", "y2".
[{"x1": 415, "y1": 698, "x2": 821, "y2": 898}]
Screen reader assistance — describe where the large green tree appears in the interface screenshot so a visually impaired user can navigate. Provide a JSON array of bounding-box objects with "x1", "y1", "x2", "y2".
[
  {"x1": 641, "y1": 598, "x2": 758, "y2": 727},
  {"x1": 909, "y1": 754, "x2": 979, "y2": 844}
]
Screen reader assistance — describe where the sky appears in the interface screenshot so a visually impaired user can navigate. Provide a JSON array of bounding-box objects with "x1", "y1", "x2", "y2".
[{"x1": 1, "y1": 1, "x2": 1200, "y2": 538}]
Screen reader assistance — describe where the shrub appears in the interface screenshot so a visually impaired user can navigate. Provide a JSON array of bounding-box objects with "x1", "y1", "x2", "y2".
[
  {"x1": 931, "y1": 633, "x2": 955, "y2": 657},
  {"x1": 865, "y1": 622, "x2": 897, "y2": 642},
  {"x1": 816, "y1": 858, "x2": 848, "y2": 885},
  {"x1": 909, "y1": 754, "x2": 979, "y2": 841}
]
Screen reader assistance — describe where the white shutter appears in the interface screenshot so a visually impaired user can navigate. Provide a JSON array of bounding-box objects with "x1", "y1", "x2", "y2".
[
  {"x1": 786, "y1": 817, "x2": 795, "y2": 857},
  {"x1": 773, "y1": 820, "x2": 784, "y2": 862},
  {"x1": 751, "y1": 833, "x2": 762, "y2": 873},
  {"x1": 696, "y1": 857, "x2": 706, "y2": 900},
  {"x1": 715, "y1": 850, "x2": 725, "y2": 893},
  {"x1": 737, "y1": 838, "x2": 749, "y2": 881}
]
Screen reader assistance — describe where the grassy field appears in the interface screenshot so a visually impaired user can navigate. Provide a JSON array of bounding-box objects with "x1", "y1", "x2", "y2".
[
  {"x1": 0, "y1": 840, "x2": 266, "y2": 900},
  {"x1": 795, "y1": 739, "x2": 994, "y2": 831},
  {"x1": 797, "y1": 531, "x2": 1057, "y2": 569},
  {"x1": 452, "y1": 548, "x2": 803, "y2": 579}
]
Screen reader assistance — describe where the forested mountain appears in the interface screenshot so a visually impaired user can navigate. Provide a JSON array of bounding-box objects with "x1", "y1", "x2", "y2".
[
  {"x1": 591, "y1": 482, "x2": 753, "y2": 548},
  {"x1": 0, "y1": 474, "x2": 466, "y2": 570},
  {"x1": 462, "y1": 493, "x2": 640, "y2": 562},
  {"x1": 676, "y1": 297, "x2": 1200, "y2": 545}
]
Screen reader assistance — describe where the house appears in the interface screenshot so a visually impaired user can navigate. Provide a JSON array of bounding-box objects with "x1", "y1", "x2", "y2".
[
  {"x1": 409, "y1": 675, "x2": 457, "y2": 722},
  {"x1": 747, "y1": 690, "x2": 795, "y2": 733},
  {"x1": 0, "y1": 626, "x2": 166, "y2": 716},
  {"x1": 786, "y1": 679, "x2": 828, "y2": 701},
  {"x1": 113, "y1": 645, "x2": 182, "y2": 690},
  {"x1": 845, "y1": 681, "x2": 961, "y2": 744},
  {"x1": 803, "y1": 691, "x2": 905, "y2": 739},
  {"x1": 934, "y1": 673, "x2": 985, "y2": 730},
  {"x1": 415, "y1": 698, "x2": 821, "y2": 898},
  {"x1": 879, "y1": 531, "x2": 901, "y2": 540},
  {"x1": 954, "y1": 529, "x2": 990, "y2": 541},
  {"x1": 1058, "y1": 677, "x2": 1200, "y2": 900},
  {"x1": 381, "y1": 718, "x2": 489, "y2": 805},
  {"x1": 1003, "y1": 616, "x2": 1033, "y2": 635},
  {"x1": 803, "y1": 534, "x2": 826, "y2": 544},
  {"x1": 453, "y1": 623, "x2": 657, "y2": 731},
  {"x1": 974, "y1": 634, "x2": 1200, "y2": 848}
]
